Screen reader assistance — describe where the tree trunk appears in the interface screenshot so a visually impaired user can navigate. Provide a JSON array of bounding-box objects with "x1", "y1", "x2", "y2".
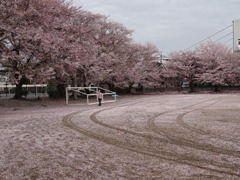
[
  {"x1": 13, "y1": 83, "x2": 23, "y2": 99},
  {"x1": 106, "y1": 83, "x2": 115, "y2": 91},
  {"x1": 189, "y1": 81, "x2": 195, "y2": 92},
  {"x1": 13, "y1": 76, "x2": 30, "y2": 99},
  {"x1": 213, "y1": 85, "x2": 219, "y2": 92}
]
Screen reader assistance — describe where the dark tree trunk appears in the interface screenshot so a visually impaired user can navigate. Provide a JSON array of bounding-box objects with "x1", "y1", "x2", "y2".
[
  {"x1": 105, "y1": 83, "x2": 115, "y2": 91},
  {"x1": 213, "y1": 85, "x2": 220, "y2": 92},
  {"x1": 13, "y1": 76, "x2": 30, "y2": 99},
  {"x1": 189, "y1": 81, "x2": 195, "y2": 92},
  {"x1": 57, "y1": 84, "x2": 66, "y2": 97},
  {"x1": 13, "y1": 83, "x2": 23, "y2": 99}
]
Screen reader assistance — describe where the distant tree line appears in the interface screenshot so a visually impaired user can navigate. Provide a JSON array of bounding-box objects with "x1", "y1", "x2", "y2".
[{"x1": 165, "y1": 42, "x2": 240, "y2": 92}]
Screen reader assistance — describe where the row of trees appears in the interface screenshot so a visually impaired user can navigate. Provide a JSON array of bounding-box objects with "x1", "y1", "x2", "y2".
[
  {"x1": 1, "y1": 0, "x2": 240, "y2": 98},
  {"x1": 0, "y1": 0, "x2": 162, "y2": 98},
  {"x1": 166, "y1": 42, "x2": 240, "y2": 92}
]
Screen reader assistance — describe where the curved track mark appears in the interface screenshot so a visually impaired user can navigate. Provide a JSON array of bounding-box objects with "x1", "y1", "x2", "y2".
[
  {"x1": 63, "y1": 108, "x2": 240, "y2": 177},
  {"x1": 148, "y1": 98, "x2": 240, "y2": 158},
  {"x1": 176, "y1": 105, "x2": 240, "y2": 144}
]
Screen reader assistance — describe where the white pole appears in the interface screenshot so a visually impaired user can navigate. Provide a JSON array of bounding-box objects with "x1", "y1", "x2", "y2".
[{"x1": 66, "y1": 87, "x2": 69, "y2": 105}]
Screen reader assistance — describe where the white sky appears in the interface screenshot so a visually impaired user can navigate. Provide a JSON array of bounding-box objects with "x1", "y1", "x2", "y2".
[{"x1": 69, "y1": 0, "x2": 239, "y2": 55}]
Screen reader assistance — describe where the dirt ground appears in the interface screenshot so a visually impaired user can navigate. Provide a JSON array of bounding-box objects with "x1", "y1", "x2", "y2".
[{"x1": 0, "y1": 93, "x2": 240, "y2": 180}]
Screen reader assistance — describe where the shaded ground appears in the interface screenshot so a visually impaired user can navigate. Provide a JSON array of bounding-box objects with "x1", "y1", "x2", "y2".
[{"x1": 0, "y1": 94, "x2": 240, "y2": 179}]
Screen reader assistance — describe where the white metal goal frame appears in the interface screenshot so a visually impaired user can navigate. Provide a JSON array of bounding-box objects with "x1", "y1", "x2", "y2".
[{"x1": 66, "y1": 86, "x2": 117, "y2": 105}]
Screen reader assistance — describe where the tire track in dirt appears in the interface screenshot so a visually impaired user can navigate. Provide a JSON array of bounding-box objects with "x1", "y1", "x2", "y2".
[
  {"x1": 148, "y1": 97, "x2": 240, "y2": 158},
  {"x1": 62, "y1": 100, "x2": 240, "y2": 177},
  {"x1": 63, "y1": 112, "x2": 240, "y2": 177},
  {"x1": 90, "y1": 105, "x2": 239, "y2": 158},
  {"x1": 176, "y1": 103, "x2": 240, "y2": 144},
  {"x1": 89, "y1": 104, "x2": 240, "y2": 175}
]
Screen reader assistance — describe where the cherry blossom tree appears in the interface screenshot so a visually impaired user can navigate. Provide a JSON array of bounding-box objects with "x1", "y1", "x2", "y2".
[
  {"x1": 91, "y1": 41, "x2": 162, "y2": 90},
  {"x1": 195, "y1": 41, "x2": 239, "y2": 91},
  {"x1": 165, "y1": 50, "x2": 199, "y2": 92},
  {"x1": 0, "y1": 0, "x2": 80, "y2": 98},
  {"x1": 73, "y1": 17, "x2": 162, "y2": 91},
  {"x1": 124, "y1": 42, "x2": 162, "y2": 89},
  {"x1": 74, "y1": 16, "x2": 134, "y2": 88}
]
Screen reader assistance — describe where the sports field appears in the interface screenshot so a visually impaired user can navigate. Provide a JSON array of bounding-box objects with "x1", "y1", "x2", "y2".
[{"x1": 0, "y1": 94, "x2": 240, "y2": 179}]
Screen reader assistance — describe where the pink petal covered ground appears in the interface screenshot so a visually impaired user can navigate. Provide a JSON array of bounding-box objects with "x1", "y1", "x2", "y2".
[{"x1": 0, "y1": 94, "x2": 240, "y2": 179}]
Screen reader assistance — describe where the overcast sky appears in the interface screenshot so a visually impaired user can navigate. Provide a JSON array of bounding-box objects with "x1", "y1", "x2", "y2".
[{"x1": 69, "y1": 0, "x2": 239, "y2": 55}]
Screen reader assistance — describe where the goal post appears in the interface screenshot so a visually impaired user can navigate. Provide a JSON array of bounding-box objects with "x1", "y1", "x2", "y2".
[{"x1": 66, "y1": 86, "x2": 117, "y2": 105}]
